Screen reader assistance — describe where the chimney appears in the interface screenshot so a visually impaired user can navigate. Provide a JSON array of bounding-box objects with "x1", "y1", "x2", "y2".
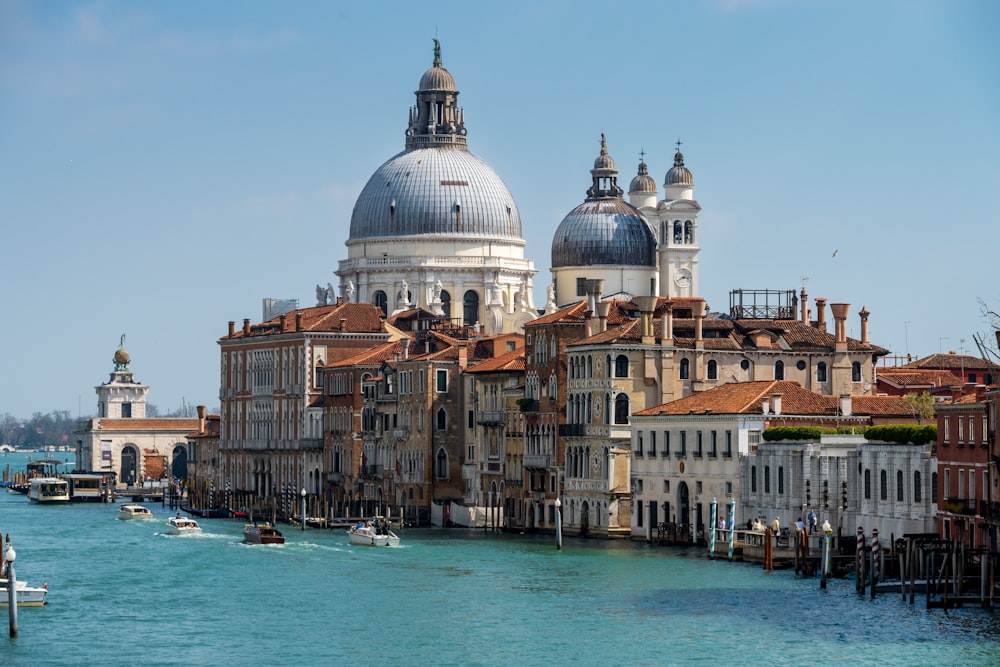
[
  {"x1": 280, "y1": 314, "x2": 287, "y2": 331},
  {"x1": 762, "y1": 397, "x2": 770, "y2": 415},
  {"x1": 691, "y1": 299, "x2": 707, "y2": 349},
  {"x1": 815, "y1": 298, "x2": 827, "y2": 333},
  {"x1": 458, "y1": 342, "x2": 468, "y2": 370},
  {"x1": 340, "y1": 317, "x2": 347, "y2": 330},
  {"x1": 228, "y1": 321, "x2": 235, "y2": 338},
  {"x1": 401, "y1": 338, "x2": 410, "y2": 360},
  {"x1": 800, "y1": 287, "x2": 809, "y2": 323},
  {"x1": 596, "y1": 301, "x2": 611, "y2": 333},
  {"x1": 336, "y1": 296, "x2": 343, "y2": 306},
  {"x1": 243, "y1": 318, "x2": 251, "y2": 336},
  {"x1": 197, "y1": 405, "x2": 207, "y2": 432},
  {"x1": 295, "y1": 313, "x2": 303, "y2": 332},
  {"x1": 635, "y1": 296, "x2": 658, "y2": 344},
  {"x1": 661, "y1": 302, "x2": 674, "y2": 344},
  {"x1": 771, "y1": 393, "x2": 783, "y2": 416},
  {"x1": 830, "y1": 303, "x2": 850, "y2": 351},
  {"x1": 839, "y1": 394, "x2": 852, "y2": 417},
  {"x1": 858, "y1": 306, "x2": 870, "y2": 345}
]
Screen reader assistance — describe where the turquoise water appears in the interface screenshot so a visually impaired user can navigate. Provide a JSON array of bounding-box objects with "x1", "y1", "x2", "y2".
[{"x1": 2, "y1": 452, "x2": 999, "y2": 666}]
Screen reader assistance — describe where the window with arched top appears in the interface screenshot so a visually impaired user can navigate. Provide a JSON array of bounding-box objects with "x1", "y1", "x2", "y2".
[
  {"x1": 440, "y1": 290, "x2": 451, "y2": 319},
  {"x1": 463, "y1": 290, "x2": 479, "y2": 326},
  {"x1": 615, "y1": 355, "x2": 629, "y2": 378},
  {"x1": 707, "y1": 359, "x2": 718, "y2": 380},
  {"x1": 914, "y1": 471, "x2": 922, "y2": 502},
  {"x1": 679, "y1": 358, "x2": 690, "y2": 380},
  {"x1": 673, "y1": 221, "x2": 682, "y2": 243},
  {"x1": 373, "y1": 290, "x2": 388, "y2": 317},
  {"x1": 436, "y1": 448, "x2": 448, "y2": 479},
  {"x1": 852, "y1": 361, "x2": 862, "y2": 382},
  {"x1": 751, "y1": 465, "x2": 757, "y2": 493},
  {"x1": 880, "y1": 469, "x2": 888, "y2": 500},
  {"x1": 864, "y1": 469, "x2": 871, "y2": 499},
  {"x1": 684, "y1": 220, "x2": 693, "y2": 243},
  {"x1": 436, "y1": 408, "x2": 447, "y2": 431},
  {"x1": 774, "y1": 360, "x2": 785, "y2": 380},
  {"x1": 897, "y1": 470, "x2": 904, "y2": 502},
  {"x1": 614, "y1": 394, "x2": 630, "y2": 425}
]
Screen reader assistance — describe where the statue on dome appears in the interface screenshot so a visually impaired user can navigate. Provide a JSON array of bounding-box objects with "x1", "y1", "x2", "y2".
[
  {"x1": 326, "y1": 283, "x2": 336, "y2": 304},
  {"x1": 433, "y1": 38, "x2": 441, "y2": 66},
  {"x1": 432, "y1": 279, "x2": 443, "y2": 303},
  {"x1": 316, "y1": 284, "x2": 328, "y2": 306},
  {"x1": 345, "y1": 280, "x2": 356, "y2": 302},
  {"x1": 398, "y1": 280, "x2": 410, "y2": 306}
]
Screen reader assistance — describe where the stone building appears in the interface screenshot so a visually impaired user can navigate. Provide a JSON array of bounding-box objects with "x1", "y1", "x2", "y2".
[{"x1": 75, "y1": 338, "x2": 199, "y2": 487}]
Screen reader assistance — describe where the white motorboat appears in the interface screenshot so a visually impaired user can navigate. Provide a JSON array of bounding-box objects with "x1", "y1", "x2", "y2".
[
  {"x1": 27, "y1": 477, "x2": 70, "y2": 504},
  {"x1": 166, "y1": 514, "x2": 202, "y2": 535},
  {"x1": 347, "y1": 518, "x2": 400, "y2": 547},
  {"x1": 118, "y1": 504, "x2": 154, "y2": 520},
  {"x1": 0, "y1": 578, "x2": 48, "y2": 607}
]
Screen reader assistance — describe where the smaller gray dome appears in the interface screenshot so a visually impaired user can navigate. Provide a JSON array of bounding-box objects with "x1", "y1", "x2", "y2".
[
  {"x1": 593, "y1": 134, "x2": 616, "y2": 171},
  {"x1": 629, "y1": 160, "x2": 656, "y2": 194},
  {"x1": 551, "y1": 200, "x2": 656, "y2": 268},
  {"x1": 665, "y1": 149, "x2": 693, "y2": 187}
]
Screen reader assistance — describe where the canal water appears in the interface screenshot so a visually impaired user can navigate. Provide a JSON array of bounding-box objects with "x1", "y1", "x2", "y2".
[{"x1": 2, "y1": 452, "x2": 999, "y2": 666}]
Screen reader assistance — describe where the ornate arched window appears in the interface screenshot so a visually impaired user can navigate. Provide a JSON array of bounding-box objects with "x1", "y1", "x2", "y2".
[
  {"x1": 463, "y1": 290, "x2": 479, "y2": 326},
  {"x1": 707, "y1": 359, "x2": 717, "y2": 380},
  {"x1": 679, "y1": 358, "x2": 690, "y2": 380},
  {"x1": 436, "y1": 448, "x2": 448, "y2": 479},
  {"x1": 615, "y1": 355, "x2": 629, "y2": 378},
  {"x1": 440, "y1": 290, "x2": 451, "y2": 319},
  {"x1": 614, "y1": 394, "x2": 630, "y2": 425},
  {"x1": 373, "y1": 290, "x2": 388, "y2": 317},
  {"x1": 774, "y1": 360, "x2": 785, "y2": 380}
]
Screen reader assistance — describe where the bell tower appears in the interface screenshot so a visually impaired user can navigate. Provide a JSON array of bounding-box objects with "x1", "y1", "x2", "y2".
[{"x1": 656, "y1": 143, "x2": 701, "y2": 298}]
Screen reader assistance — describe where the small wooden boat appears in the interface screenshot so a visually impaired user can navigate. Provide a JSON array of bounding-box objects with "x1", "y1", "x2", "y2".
[
  {"x1": 180, "y1": 505, "x2": 230, "y2": 519},
  {"x1": 243, "y1": 523, "x2": 285, "y2": 545},
  {"x1": 166, "y1": 514, "x2": 202, "y2": 535},
  {"x1": 118, "y1": 504, "x2": 154, "y2": 520}
]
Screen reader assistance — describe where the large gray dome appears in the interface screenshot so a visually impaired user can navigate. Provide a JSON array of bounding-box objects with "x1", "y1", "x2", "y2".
[
  {"x1": 551, "y1": 200, "x2": 656, "y2": 267},
  {"x1": 349, "y1": 148, "x2": 523, "y2": 240}
]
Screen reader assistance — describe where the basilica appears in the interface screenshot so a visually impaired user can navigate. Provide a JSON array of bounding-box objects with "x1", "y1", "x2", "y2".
[{"x1": 194, "y1": 44, "x2": 905, "y2": 535}]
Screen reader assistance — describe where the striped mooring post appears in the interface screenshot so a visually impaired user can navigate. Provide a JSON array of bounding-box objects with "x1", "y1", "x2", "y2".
[
  {"x1": 856, "y1": 526, "x2": 866, "y2": 594},
  {"x1": 708, "y1": 498, "x2": 718, "y2": 560},
  {"x1": 727, "y1": 497, "x2": 736, "y2": 562},
  {"x1": 871, "y1": 528, "x2": 880, "y2": 599}
]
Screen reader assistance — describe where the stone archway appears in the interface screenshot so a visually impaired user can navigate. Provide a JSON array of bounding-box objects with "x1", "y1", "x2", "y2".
[
  {"x1": 677, "y1": 481, "x2": 691, "y2": 537},
  {"x1": 580, "y1": 500, "x2": 590, "y2": 536},
  {"x1": 171, "y1": 445, "x2": 188, "y2": 480},
  {"x1": 121, "y1": 445, "x2": 139, "y2": 487}
]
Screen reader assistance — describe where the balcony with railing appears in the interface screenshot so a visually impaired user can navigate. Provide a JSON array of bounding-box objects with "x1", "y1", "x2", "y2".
[
  {"x1": 979, "y1": 500, "x2": 1000, "y2": 519},
  {"x1": 523, "y1": 453, "x2": 551, "y2": 469},
  {"x1": 565, "y1": 477, "x2": 609, "y2": 493},
  {"x1": 942, "y1": 497, "x2": 978, "y2": 516},
  {"x1": 477, "y1": 410, "x2": 506, "y2": 425}
]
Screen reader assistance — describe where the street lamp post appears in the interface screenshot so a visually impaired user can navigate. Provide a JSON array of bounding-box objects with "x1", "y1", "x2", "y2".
[
  {"x1": 300, "y1": 488, "x2": 307, "y2": 531},
  {"x1": 5, "y1": 542, "x2": 17, "y2": 637}
]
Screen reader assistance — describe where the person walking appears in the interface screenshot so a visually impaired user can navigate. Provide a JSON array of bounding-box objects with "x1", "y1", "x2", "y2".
[{"x1": 772, "y1": 517, "x2": 781, "y2": 547}]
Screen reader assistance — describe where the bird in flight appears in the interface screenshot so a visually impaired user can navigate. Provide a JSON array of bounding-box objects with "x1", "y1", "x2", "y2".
[{"x1": 832, "y1": 249, "x2": 838, "y2": 258}]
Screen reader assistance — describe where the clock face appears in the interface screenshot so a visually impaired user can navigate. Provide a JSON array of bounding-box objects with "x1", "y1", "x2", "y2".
[{"x1": 674, "y1": 269, "x2": 692, "y2": 288}]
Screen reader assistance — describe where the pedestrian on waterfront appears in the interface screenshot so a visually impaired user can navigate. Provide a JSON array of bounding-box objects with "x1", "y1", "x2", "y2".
[
  {"x1": 807, "y1": 509, "x2": 817, "y2": 534},
  {"x1": 795, "y1": 517, "x2": 805, "y2": 533},
  {"x1": 772, "y1": 517, "x2": 780, "y2": 546}
]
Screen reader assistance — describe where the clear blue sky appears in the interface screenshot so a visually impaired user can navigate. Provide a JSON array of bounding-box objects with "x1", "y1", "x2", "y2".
[{"x1": 2, "y1": 0, "x2": 998, "y2": 420}]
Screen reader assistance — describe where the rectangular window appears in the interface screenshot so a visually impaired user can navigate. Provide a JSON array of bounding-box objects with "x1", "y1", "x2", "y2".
[
  {"x1": 944, "y1": 469, "x2": 951, "y2": 499},
  {"x1": 969, "y1": 417, "x2": 976, "y2": 444},
  {"x1": 550, "y1": 474, "x2": 556, "y2": 493},
  {"x1": 663, "y1": 480, "x2": 670, "y2": 493},
  {"x1": 748, "y1": 429, "x2": 761, "y2": 452},
  {"x1": 984, "y1": 416, "x2": 990, "y2": 446},
  {"x1": 436, "y1": 369, "x2": 448, "y2": 392},
  {"x1": 636, "y1": 433, "x2": 644, "y2": 457},
  {"x1": 637, "y1": 500, "x2": 643, "y2": 528},
  {"x1": 709, "y1": 431, "x2": 717, "y2": 457},
  {"x1": 663, "y1": 431, "x2": 670, "y2": 456},
  {"x1": 944, "y1": 417, "x2": 950, "y2": 444},
  {"x1": 696, "y1": 481, "x2": 703, "y2": 494},
  {"x1": 419, "y1": 369, "x2": 425, "y2": 391},
  {"x1": 679, "y1": 431, "x2": 687, "y2": 456},
  {"x1": 649, "y1": 431, "x2": 656, "y2": 457},
  {"x1": 969, "y1": 470, "x2": 975, "y2": 502},
  {"x1": 726, "y1": 481, "x2": 733, "y2": 495},
  {"x1": 694, "y1": 431, "x2": 703, "y2": 457},
  {"x1": 468, "y1": 410, "x2": 474, "y2": 429},
  {"x1": 468, "y1": 444, "x2": 475, "y2": 460},
  {"x1": 724, "y1": 430, "x2": 733, "y2": 458},
  {"x1": 958, "y1": 417, "x2": 965, "y2": 445},
  {"x1": 121, "y1": 403, "x2": 132, "y2": 418}
]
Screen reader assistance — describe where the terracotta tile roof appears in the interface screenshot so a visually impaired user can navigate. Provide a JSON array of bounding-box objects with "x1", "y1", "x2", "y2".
[
  {"x1": 876, "y1": 369, "x2": 961, "y2": 388},
  {"x1": 466, "y1": 347, "x2": 526, "y2": 374},
  {"x1": 526, "y1": 301, "x2": 589, "y2": 326},
  {"x1": 327, "y1": 340, "x2": 408, "y2": 368},
  {"x1": 849, "y1": 396, "x2": 919, "y2": 416},
  {"x1": 634, "y1": 381, "x2": 913, "y2": 418},
  {"x1": 228, "y1": 302, "x2": 385, "y2": 339},
  {"x1": 901, "y1": 352, "x2": 1000, "y2": 371}
]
